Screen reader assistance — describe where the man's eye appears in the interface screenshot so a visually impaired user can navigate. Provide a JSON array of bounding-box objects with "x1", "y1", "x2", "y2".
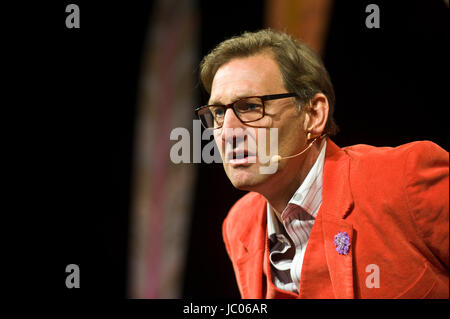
[
  {"x1": 237, "y1": 103, "x2": 260, "y2": 112},
  {"x1": 212, "y1": 107, "x2": 225, "y2": 117}
]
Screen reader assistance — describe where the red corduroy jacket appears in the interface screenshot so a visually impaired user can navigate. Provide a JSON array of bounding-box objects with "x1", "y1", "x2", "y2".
[{"x1": 222, "y1": 140, "x2": 449, "y2": 298}]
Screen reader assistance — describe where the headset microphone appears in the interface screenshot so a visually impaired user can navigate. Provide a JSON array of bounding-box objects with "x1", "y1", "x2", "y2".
[{"x1": 270, "y1": 134, "x2": 327, "y2": 163}]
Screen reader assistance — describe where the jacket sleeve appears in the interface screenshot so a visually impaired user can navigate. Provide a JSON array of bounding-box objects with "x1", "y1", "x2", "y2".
[
  {"x1": 222, "y1": 215, "x2": 233, "y2": 262},
  {"x1": 404, "y1": 141, "x2": 449, "y2": 269}
]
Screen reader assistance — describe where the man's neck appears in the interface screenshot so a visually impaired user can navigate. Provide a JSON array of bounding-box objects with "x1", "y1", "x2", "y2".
[{"x1": 261, "y1": 139, "x2": 325, "y2": 223}]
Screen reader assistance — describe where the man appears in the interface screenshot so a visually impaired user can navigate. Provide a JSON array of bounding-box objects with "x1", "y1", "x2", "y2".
[{"x1": 195, "y1": 29, "x2": 448, "y2": 298}]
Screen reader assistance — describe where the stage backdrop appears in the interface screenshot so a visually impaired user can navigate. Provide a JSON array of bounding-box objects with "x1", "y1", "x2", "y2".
[{"x1": 128, "y1": 0, "x2": 198, "y2": 298}]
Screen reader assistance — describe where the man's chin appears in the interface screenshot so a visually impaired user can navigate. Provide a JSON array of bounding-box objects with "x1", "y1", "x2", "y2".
[
  {"x1": 231, "y1": 182, "x2": 254, "y2": 192},
  {"x1": 228, "y1": 174, "x2": 267, "y2": 192},
  {"x1": 224, "y1": 163, "x2": 277, "y2": 192}
]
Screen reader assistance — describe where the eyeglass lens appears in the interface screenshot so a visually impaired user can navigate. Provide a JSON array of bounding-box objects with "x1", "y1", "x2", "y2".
[{"x1": 198, "y1": 97, "x2": 264, "y2": 129}]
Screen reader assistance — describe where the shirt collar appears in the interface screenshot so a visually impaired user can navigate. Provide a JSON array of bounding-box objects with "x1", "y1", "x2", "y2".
[{"x1": 267, "y1": 140, "x2": 327, "y2": 236}]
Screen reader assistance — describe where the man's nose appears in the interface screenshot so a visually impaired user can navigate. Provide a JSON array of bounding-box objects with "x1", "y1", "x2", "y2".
[
  {"x1": 220, "y1": 108, "x2": 249, "y2": 146},
  {"x1": 221, "y1": 108, "x2": 243, "y2": 130}
]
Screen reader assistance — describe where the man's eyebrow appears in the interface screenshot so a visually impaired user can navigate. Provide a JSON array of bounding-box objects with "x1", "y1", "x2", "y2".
[
  {"x1": 208, "y1": 95, "x2": 250, "y2": 105},
  {"x1": 207, "y1": 99, "x2": 222, "y2": 105}
]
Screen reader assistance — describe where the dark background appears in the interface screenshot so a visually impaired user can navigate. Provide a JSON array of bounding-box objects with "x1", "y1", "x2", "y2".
[{"x1": 10, "y1": 0, "x2": 448, "y2": 299}]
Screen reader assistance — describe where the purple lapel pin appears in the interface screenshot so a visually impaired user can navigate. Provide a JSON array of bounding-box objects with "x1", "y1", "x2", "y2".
[{"x1": 334, "y1": 231, "x2": 351, "y2": 255}]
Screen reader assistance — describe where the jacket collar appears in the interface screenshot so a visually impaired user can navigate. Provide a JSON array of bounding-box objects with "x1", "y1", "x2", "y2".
[
  {"x1": 321, "y1": 139, "x2": 354, "y2": 219},
  {"x1": 238, "y1": 193, "x2": 267, "y2": 255}
]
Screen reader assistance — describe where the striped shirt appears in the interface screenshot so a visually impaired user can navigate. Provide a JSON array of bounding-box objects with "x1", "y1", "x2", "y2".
[{"x1": 266, "y1": 140, "x2": 327, "y2": 293}]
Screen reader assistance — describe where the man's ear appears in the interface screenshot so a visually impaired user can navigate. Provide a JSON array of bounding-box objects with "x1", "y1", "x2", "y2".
[{"x1": 303, "y1": 93, "x2": 329, "y2": 138}]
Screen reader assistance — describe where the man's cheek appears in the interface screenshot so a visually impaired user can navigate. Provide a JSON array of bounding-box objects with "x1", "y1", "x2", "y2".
[{"x1": 213, "y1": 134, "x2": 224, "y2": 156}]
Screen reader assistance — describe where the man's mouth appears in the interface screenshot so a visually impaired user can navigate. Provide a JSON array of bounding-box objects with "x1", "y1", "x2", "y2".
[{"x1": 225, "y1": 149, "x2": 257, "y2": 165}]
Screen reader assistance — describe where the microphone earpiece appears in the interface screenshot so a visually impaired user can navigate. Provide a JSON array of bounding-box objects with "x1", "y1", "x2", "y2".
[
  {"x1": 270, "y1": 134, "x2": 327, "y2": 163},
  {"x1": 270, "y1": 155, "x2": 282, "y2": 163}
]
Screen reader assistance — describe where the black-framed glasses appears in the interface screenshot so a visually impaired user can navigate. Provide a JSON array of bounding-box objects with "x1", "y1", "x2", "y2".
[{"x1": 194, "y1": 93, "x2": 298, "y2": 129}]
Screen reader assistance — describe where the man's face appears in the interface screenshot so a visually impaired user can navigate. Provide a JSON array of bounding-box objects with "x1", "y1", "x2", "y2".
[{"x1": 210, "y1": 53, "x2": 307, "y2": 192}]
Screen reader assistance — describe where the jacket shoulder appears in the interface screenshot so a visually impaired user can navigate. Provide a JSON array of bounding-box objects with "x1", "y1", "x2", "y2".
[
  {"x1": 342, "y1": 140, "x2": 445, "y2": 159},
  {"x1": 223, "y1": 192, "x2": 266, "y2": 245},
  {"x1": 341, "y1": 140, "x2": 447, "y2": 170},
  {"x1": 339, "y1": 140, "x2": 448, "y2": 212},
  {"x1": 225, "y1": 192, "x2": 266, "y2": 226}
]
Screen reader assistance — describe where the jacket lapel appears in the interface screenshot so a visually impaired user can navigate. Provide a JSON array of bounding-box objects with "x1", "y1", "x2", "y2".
[{"x1": 319, "y1": 140, "x2": 355, "y2": 298}]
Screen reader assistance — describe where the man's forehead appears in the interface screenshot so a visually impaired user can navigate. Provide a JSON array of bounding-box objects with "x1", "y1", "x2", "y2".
[
  {"x1": 209, "y1": 76, "x2": 264, "y2": 105},
  {"x1": 209, "y1": 54, "x2": 283, "y2": 104},
  {"x1": 209, "y1": 92, "x2": 257, "y2": 105}
]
